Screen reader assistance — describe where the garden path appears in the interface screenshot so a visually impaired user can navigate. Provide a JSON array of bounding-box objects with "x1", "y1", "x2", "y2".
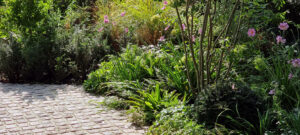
[{"x1": 0, "y1": 83, "x2": 145, "y2": 135}]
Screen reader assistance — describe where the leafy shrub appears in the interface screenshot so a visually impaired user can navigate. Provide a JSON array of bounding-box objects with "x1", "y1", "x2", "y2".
[
  {"x1": 55, "y1": 24, "x2": 111, "y2": 82},
  {"x1": 128, "y1": 84, "x2": 184, "y2": 125},
  {"x1": 148, "y1": 105, "x2": 207, "y2": 135},
  {"x1": 0, "y1": 35, "x2": 23, "y2": 82},
  {"x1": 194, "y1": 82, "x2": 266, "y2": 134},
  {"x1": 1, "y1": 0, "x2": 62, "y2": 82},
  {"x1": 148, "y1": 105, "x2": 242, "y2": 135}
]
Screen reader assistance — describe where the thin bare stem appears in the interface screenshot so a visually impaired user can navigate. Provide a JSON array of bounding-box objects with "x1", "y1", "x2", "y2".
[
  {"x1": 198, "y1": 0, "x2": 211, "y2": 89},
  {"x1": 175, "y1": 6, "x2": 193, "y2": 92},
  {"x1": 185, "y1": 0, "x2": 200, "y2": 92},
  {"x1": 206, "y1": 0, "x2": 217, "y2": 85}
]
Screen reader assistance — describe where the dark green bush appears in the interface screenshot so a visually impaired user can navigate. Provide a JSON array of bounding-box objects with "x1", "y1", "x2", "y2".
[
  {"x1": 194, "y1": 82, "x2": 266, "y2": 134},
  {"x1": 55, "y1": 24, "x2": 111, "y2": 82},
  {"x1": 0, "y1": 35, "x2": 23, "y2": 82},
  {"x1": 0, "y1": 1, "x2": 112, "y2": 83}
]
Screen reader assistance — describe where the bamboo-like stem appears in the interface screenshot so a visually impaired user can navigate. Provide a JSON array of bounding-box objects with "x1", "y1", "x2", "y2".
[
  {"x1": 175, "y1": 6, "x2": 193, "y2": 92},
  {"x1": 206, "y1": 0, "x2": 217, "y2": 85},
  {"x1": 185, "y1": 0, "x2": 200, "y2": 92},
  {"x1": 198, "y1": 0, "x2": 211, "y2": 89}
]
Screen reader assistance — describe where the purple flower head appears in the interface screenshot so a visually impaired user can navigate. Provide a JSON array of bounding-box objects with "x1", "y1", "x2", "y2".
[
  {"x1": 121, "y1": 12, "x2": 126, "y2": 17},
  {"x1": 104, "y1": 15, "x2": 108, "y2": 19},
  {"x1": 290, "y1": 58, "x2": 300, "y2": 68},
  {"x1": 161, "y1": 6, "x2": 166, "y2": 10},
  {"x1": 269, "y1": 89, "x2": 275, "y2": 95},
  {"x1": 247, "y1": 28, "x2": 256, "y2": 37},
  {"x1": 276, "y1": 36, "x2": 286, "y2": 44},
  {"x1": 163, "y1": 0, "x2": 168, "y2": 5},
  {"x1": 124, "y1": 28, "x2": 129, "y2": 33},
  {"x1": 164, "y1": 25, "x2": 170, "y2": 31},
  {"x1": 104, "y1": 15, "x2": 109, "y2": 24},
  {"x1": 104, "y1": 19, "x2": 109, "y2": 24},
  {"x1": 182, "y1": 24, "x2": 186, "y2": 31},
  {"x1": 288, "y1": 73, "x2": 294, "y2": 80},
  {"x1": 159, "y1": 36, "x2": 165, "y2": 42},
  {"x1": 279, "y1": 22, "x2": 289, "y2": 31}
]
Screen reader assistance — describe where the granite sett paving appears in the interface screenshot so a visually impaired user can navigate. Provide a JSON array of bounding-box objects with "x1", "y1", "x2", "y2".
[{"x1": 0, "y1": 83, "x2": 145, "y2": 135}]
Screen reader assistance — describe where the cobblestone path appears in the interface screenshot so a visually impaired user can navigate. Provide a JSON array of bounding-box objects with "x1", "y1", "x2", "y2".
[{"x1": 0, "y1": 83, "x2": 145, "y2": 135}]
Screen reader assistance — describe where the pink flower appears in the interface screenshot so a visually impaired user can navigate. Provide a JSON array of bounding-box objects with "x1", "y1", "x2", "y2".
[
  {"x1": 269, "y1": 89, "x2": 275, "y2": 95},
  {"x1": 104, "y1": 15, "x2": 108, "y2": 19},
  {"x1": 104, "y1": 19, "x2": 109, "y2": 24},
  {"x1": 98, "y1": 27, "x2": 104, "y2": 32},
  {"x1": 192, "y1": 35, "x2": 195, "y2": 42},
  {"x1": 161, "y1": 6, "x2": 166, "y2": 10},
  {"x1": 289, "y1": 58, "x2": 300, "y2": 68},
  {"x1": 159, "y1": 36, "x2": 165, "y2": 41},
  {"x1": 104, "y1": 15, "x2": 109, "y2": 23},
  {"x1": 164, "y1": 25, "x2": 170, "y2": 31},
  {"x1": 124, "y1": 28, "x2": 129, "y2": 33},
  {"x1": 276, "y1": 35, "x2": 286, "y2": 44},
  {"x1": 288, "y1": 73, "x2": 293, "y2": 80},
  {"x1": 278, "y1": 22, "x2": 289, "y2": 31},
  {"x1": 182, "y1": 24, "x2": 186, "y2": 31},
  {"x1": 121, "y1": 12, "x2": 126, "y2": 17},
  {"x1": 112, "y1": 22, "x2": 116, "y2": 26},
  {"x1": 198, "y1": 28, "x2": 203, "y2": 35},
  {"x1": 163, "y1": 0, "x2": 168, "y2": 5},
  {"x1": 247, "y1": 28, "x2": 256, "y2": 37}
]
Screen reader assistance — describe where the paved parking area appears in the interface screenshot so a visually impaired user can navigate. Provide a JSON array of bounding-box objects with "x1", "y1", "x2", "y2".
[{"x1": 0, "y1": 83, "x2": 145, "y2": 135}]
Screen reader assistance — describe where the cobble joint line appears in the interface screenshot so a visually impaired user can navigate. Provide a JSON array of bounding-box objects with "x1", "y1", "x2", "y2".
[{"x1": 0, "y1": 83, "x2": 145, "y2": 135}]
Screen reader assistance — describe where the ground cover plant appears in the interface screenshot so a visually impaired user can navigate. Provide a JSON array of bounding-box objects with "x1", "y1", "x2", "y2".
[{"x1": 1, "y1": 0, "x2": 300, "y2": 134}]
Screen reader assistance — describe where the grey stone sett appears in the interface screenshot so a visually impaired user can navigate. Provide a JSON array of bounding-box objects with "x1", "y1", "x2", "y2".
[{"x1": 0, "y1": 83, "x2": 145, "y2": 134}]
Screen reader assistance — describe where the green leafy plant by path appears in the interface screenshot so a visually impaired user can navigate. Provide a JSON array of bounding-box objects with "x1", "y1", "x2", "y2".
[
  {"x1": 128, "y1": 84, "x2": 185, "y2": 125},
  {"x1": 83, "y1": 44, "x2": 191, "y2": 96}
]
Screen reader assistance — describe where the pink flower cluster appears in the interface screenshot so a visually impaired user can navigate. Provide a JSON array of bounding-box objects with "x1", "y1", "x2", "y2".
[
  {"x1": 278, "y1": 22, "x2": 289, "y2": 31},
  {"x1": 247, "y1": 28, "x2": 256, "y2": 37},
  {"x1": 104, "y1": 15, "x2": 109, "y2": 23},
  {"x1": 121, "y1": 11, "x2": 126, "y2": 17},
  {"x1": 289, "y1": 58, "x2": 300, "y2": 68},
  {"x1": 276, "y1": 36, "x2": 286, "y2": 44}
]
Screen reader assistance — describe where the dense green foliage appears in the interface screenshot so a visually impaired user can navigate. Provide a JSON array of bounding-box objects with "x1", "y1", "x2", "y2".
[
  {"x1": 0, "y1": 0, "x2": 113, "y2": 83},
  {"x1": 1, "y1": 0, "x2": 300, "y2": 134}
]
